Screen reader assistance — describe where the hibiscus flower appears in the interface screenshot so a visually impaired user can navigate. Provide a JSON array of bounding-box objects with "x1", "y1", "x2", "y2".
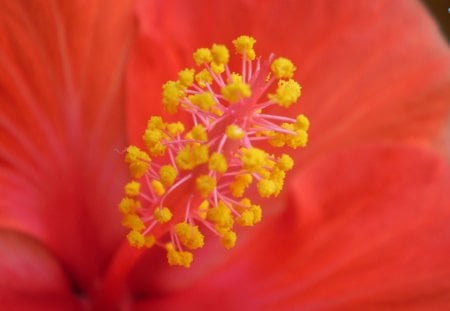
[{"x1": 1, "y1": 0, "x2": 449, "y2": 310}]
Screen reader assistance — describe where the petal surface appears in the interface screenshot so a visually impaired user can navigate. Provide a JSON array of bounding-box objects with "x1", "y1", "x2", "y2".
[
  {"x1": 130, "y1": 145, "x2": 450, "y2": 310},
  {"x1": 0, "y1": 0, "x2": 134, "y2": 293},
  {"x1": 0, "y1": 230, "x2": 82, "y2": 310}
]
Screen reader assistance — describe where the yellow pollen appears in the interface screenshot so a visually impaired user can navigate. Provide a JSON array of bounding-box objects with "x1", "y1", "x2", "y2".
[
  {"x1": 226, "y1": 124, "x2": 245, "y2": 140},
  {"x1": 193, "y1": 48, "x2": 212, "y2": 66},
  {"x1": 207, "y1": 201, "x2": 234, "y2": 229},
  {"x1": 195, "y1": 69, "x2": 213, "y2": 88},
  {"x1": 221, "y1": 74, "x2": 251, "y2": 103},
  {"x1": 127, "y1": 230, "x2": 146, "y2": 248},
  {"x1": 153, "y1": 207, "x2": 173, "y2": 223},
  {"x1": 186, "y1": 124, "x2": 208, "y2": 141},
  {"x1": 196, "y1": 175, "x2": 216, "y2": 198},
  {"x1": 197, "y1": 200, "x2": 209, "y2": 219},
  {"x1": 162, "y1": 81, "x2": 184, "y2": 114},
  {"x1": 118, "y1": 198, "x2": 140, "y2": 215},
  {"x1": 124, "y1": 181, "x2": 140, "y2": 197},
  {"x1": 233, "y1": 35, "x2": 256, "y2": 60},
  {"x1": 277, "y1": 154, "x2": 294, "y2": 171},
  {"x1": 211, "y1": 44, "x2": 230, "y2": 65},
  {"x1": 151, "y1": 180, "x2": 165, "y2": 196},
  {"x1": 296, "y1": 114, "x2": 310, "y2": 131},
  {"x1": 257, "y1": 179, "x2": 277, "y2": 198},
  {"x1": 165, "y1": 243, "x2": 194, "y2": 268},
  {"x1": 122, "y1": 214, "x2": 145, "y2": 232},
  {"x1": 269, "y1": 79, "x2": 301, "y2": 108},
  {"x1": 159, "y1": 165, "x2": 178, "y2": 186},
  {"x1": 229, "y1": 173, "x2": 253, "y2": 198},
  {"x1": 220, "y1": 230, "x2": 237, "y2": 249},
  {"x1": 209, "y1": 152, "x2": 228, "y2": 173},
  {"x1": 147, "y1": 116, "x2": 166, "y2": 130},
  {"x1": 175, "y1": 143, "x2": 209, "y2": 170},
  {"x1": 125, "y1": 146, "x2": 150, "y2": 179},
  {"x1": 271, "y1": 57, "x2": 296, "y2": 79},
  {"x1": 240, "y1": 147, "x2": 267, "y2": 172},
  {"x1": 188, "y1": 92, "x2": 216, "y2": 112},
  {"x1": 178, "y1": 68, "x2": 195, "y2": 87},
  {"x1": 175, "y1": 222, "x2": 205, "y2": 249},
  {"x1": 166, "y1": 121, "x2": 185, "y2": 136}
]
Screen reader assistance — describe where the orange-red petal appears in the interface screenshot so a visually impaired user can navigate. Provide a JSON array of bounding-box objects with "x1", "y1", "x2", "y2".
[
  {"x1": 0, "y1": 230, "x2": 82, "y2": 310},
  {"x1": 0, "y1": 0, "x2": 134, "y2": 291}
]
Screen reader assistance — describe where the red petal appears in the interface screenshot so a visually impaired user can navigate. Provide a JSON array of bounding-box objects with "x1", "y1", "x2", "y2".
[
  {"x1": 0, "y1": 0, "x2": 134, "y2": 292},
  {"x1": 0, "y1": 230, "x2": 82, "y2": 310},
  {"x1": 128, "y1": 0, "x2": 450, "y2": 156},
  {"x1": 130, "y1": 145, "x2": 450, "y2": 309}
]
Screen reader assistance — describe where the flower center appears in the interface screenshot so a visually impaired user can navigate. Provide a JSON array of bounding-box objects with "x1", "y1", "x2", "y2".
[{"x1": 119, "y1": 35, "x2": 309, "y2": 267}]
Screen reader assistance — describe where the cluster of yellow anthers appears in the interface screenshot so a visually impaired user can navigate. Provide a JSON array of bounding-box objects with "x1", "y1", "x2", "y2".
[{"x1": 119, "y1": 35, "x2": 309, "y2": 268}]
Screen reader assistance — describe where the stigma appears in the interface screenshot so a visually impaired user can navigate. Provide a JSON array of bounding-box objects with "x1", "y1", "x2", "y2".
[{"x1": 119, "y1": 35, "x2": 309, "y2": 268}]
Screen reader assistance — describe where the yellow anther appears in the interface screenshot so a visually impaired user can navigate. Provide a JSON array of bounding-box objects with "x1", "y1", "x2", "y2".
[
  {"x1": 209, "y1": 152, "x2": 228, "y2": 173},
  {"x1": 143, "y1": 128, "x2": 167, "y2": 157},
  {"x1": 125, "y1": 146, "x2": 150, "y2": 178},
  {"x1": 211, "y1": 44, "x2": 230, "y2": 65},
  {"x1": 250, "y1": 204, "x2": 262, "y2": 223},
  {"x1": 193, "y1": 48, "x2": 212, "y2": 66},
  {"x1": 175, "y1": 222, "x2": 205, "y2": 249},
  {"x1": 167, "y1": 122, "x2": 185, "y2": 136},
  {"x1": 277, "y1": 154, "x2": 294, "y2": 171},
  {"x1": 124, "y1": 181, "x2": 140, "y2": 197},
  {"x1": 211, "y1": 106, "x2": 224, "y2": 116},
  {"x1": 153, "y1": 207, "x2": 173, "y2": 223},
  {"x1": 165, "y1": 243, "x2": 194, "y2": 268},
  {"x1": 257, "y1": 178, "x2": 277, "y2": 198},
  {"x1": 162, "y1": 81, "x2": 184, "y2": 114},
  {"x1": 225, "y1": 124, "x2": 245, "y2": 140},
  {"x1": 286, "y1": 129, "x2": 308, "y2": 148},
  {"x1": 122, "y1": 214, "x2": 145, "y2": 232},
  {"x1": 127, "y1": 230, "x2": 145, "y2": 248},
  {"x1": 196, "y1": 175, "x2": 216, "y2": 198},
  {"x1": 195, "y1": 69, "x2": 213, "y2": 88},
  {"x1": 265, "y1": 130, "x2": 285, "y2": 147},
  {"x1": 295, "y1": 114, "x2": 310, "y2": 131},
  {"x1": 271, "y1": 57, "x2": 296, "y2": 79},
  {"x1": 207, "y1": 201, "x2": 234, "y2": 229},
  {"x1": 187, "y1": 124, "x2": 208, "y2": 141},
  {"x1": 118, "y1": 197, "x2": 140, "y2": 214},
  {"x1": 175, "y1": 147, "x2": 195, "y2": 170},
  {"x1": 211, "y1": 62, "x2": 225, "y2": 74},
  {"x1": 159, "y1": 165, "x2": 178, "y2": 187},
  {"x1": 188, "y1": 92, "x2": 216, "y2": 112},
  {"x1": 270, "y1": 168, "x2": 286, "y2": 196},
  {"x1": 269, "y1": 79, "x2": 301, "y2": 108},
  {"x1": 237, "y1": 210, "x2": 255, "y2": 226},
  {"x1": 229, "y1": 173, "x2": 253, "y2": 198},
  {"x1": 178, "y1": 68, "x2": 195, "y2": 87},
  {"x1": 240, "y1": 147, "x2": 267, "y2": 172},
  {"x1": 221, "y1": 74, "x2": 251, "y2": 103},
  {"x1": 240, "y1": 198, "x2": 252, "y2": 208},
  {"x1": 176, "y1": 143, "x2": 209, "y2": 170},
  {"x1": 147, "y1": 116, "x2": 166, "y2": 130},
  {"x1": 220, "y1": 230, "x2": 237, "y2": 249},
  {"x1": 192, "y1": 143, "x2": 209, "y2": 165},
  {"x1": 150, "y1": 180, "x2": 165, "y2": 196},
  {"x1": 197, "y1": 200, "x2": 209, "y2": 219},
  {"x1": 232, "y1": 35, "x2": 256, "y2": 60},
  {"x1": 143, "y1": 128, "x2": 163, "y2": 145},
  {"x1": 144, "y1": 235, "x2": 156, "y2": 248}
]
